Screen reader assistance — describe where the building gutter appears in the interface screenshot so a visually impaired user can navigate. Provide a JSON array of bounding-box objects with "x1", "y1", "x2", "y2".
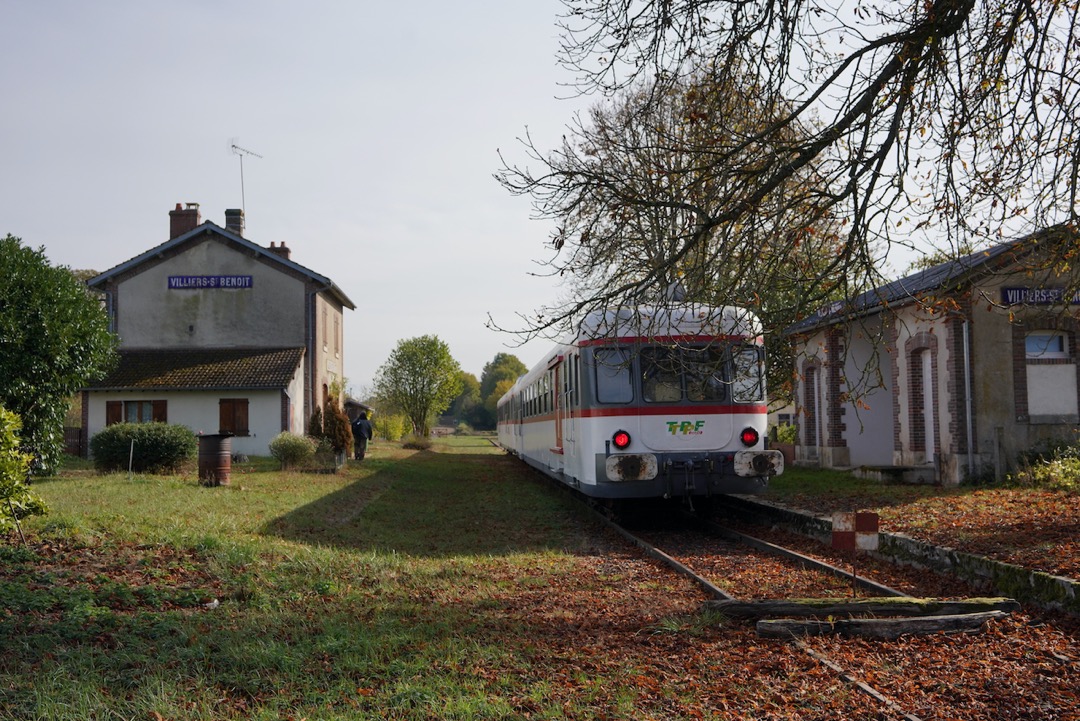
[{"x1": 963, "y1": 319, "x2": 974, "y2": 478}]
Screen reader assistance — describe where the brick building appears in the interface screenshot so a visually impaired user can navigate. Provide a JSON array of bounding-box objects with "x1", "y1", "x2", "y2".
[
  {"x1": 81, "y1": 203, "x2": 355, "y2": 456},
  {"x1": 786, "y1": 226, "x2": 1080, "y2": 484}
]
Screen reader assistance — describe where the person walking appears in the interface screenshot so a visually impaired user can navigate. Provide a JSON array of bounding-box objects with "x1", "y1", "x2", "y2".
[{"x1": 351, "y1": 411, "x2": 373, "y2": 461}]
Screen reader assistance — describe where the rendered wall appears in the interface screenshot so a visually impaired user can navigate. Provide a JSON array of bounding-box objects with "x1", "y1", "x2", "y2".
[
  {"x1": 114, "y1": 239, "x2": 306, "y2": 349},
  {"x1": 85, "y1": 389, "x2": 288, "y2": 457}
]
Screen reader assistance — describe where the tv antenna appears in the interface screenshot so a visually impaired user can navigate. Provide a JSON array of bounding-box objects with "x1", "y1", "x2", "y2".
[{"x1": 228, "y1": 138, "x2": 263, "y2": 213}]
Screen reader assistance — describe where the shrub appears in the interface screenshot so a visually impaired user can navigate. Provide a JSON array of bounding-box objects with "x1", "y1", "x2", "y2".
[
  {"x1": 454, "y1": 421, "x2": 473, "y2": 435},
  {"x1": 0, "y1": 407, "x2": 48, "y2": 536},
  {"x1": 373, "y1": 414, "x2": 407, "y2": 442},
  {"x1": 268, "y1": 432, "x2": 316, "y2": 469},
  {"x1": 1009, "y1": 452, "x2": 1080, "y2": 493},
  {"x1": 307, "y1": 407, "x2": 324, "y2": 439},
  {"x1": 323, "y1": 399, "x2": 352, "y2": 456},
  {"x1": 90, "y1": 422, "x2": 197, "y2": 473},
  {"x1": 402, "y1": 434, "x2": 432, "y2": 451},
  {"x1": 772, "y1": 424, "x2": 798, "y2": 444}
]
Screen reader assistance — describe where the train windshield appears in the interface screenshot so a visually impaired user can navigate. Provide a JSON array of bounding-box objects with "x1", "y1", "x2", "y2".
[{"x1": 641, "y1": 344, "x2": 764, "y2": 403}]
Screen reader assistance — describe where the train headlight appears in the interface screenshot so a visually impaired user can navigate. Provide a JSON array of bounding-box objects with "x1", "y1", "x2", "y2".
[
  {"x1": 612, "y1": 430, "x2": 632, "y2": 450},
  {"x1": 739, "y1": 427, "x2": 760, "y2": 447}
]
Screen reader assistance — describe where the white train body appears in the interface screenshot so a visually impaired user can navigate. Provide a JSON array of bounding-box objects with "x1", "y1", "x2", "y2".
[{"x1": 497, "y1": 306, "x2": 784, "y2": 500}]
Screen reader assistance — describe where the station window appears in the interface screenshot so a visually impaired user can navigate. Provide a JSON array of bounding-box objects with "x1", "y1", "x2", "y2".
[{"x1": 1025, "y1": 331, "x2": 1068, "y2": 360}]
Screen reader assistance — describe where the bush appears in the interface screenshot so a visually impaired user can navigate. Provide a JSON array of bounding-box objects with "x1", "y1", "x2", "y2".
[
  {"x1": 0, "y1": 407, "x2": 48, "y2": 535},
  {"x1": 90, "y1": 423, "x2": 197, "y2": 474},
  {"x1": 323, "y1": 399, "x2": 352, "y2": 456},
  {"x1": 402, "y1": 434, "x2": 432, "y2": 451},
  {"x1": 771, "y1": 424, "x2": 798, "y2": 444},
  {"x1": 454, "y1": 422, "x2": 473, "y2": 435},
  {"x1": 373, "y1": 414, "x2": 407, "y2": 442},
  {"x1": 268, "y1": 432, "x2": 317, "y2": 469}
]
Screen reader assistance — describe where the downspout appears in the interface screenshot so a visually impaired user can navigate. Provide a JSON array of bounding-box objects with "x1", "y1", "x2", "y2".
[
  {"x1": 963, "y1": 319, "x2": 974, "y2": 478},
  {"x1": 307, "y1": 285, "x2": 329, "y2": 423}
]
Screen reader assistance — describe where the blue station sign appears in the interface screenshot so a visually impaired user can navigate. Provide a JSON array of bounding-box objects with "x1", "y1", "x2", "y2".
[
  {"x1": 1001, "y1": 287, "x2": 1080, "y2": 305},
  {"x1": 168, "y1": 275, "x2": 253, "y2": 289}
]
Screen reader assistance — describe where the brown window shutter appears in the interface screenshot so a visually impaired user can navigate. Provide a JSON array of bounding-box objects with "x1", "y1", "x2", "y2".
[
  {"x1": 106, "y1": 401, "x2": 122, "y2": 426},
  {"x1": 219, "y1": 399, "x2": 233, "y2": 434},
  {"x1": 152, "y1": 400, "x2": 168, "y2": 423},
  {"x1": 236, "y1": 400, "x2": 249, "y2": 434}
]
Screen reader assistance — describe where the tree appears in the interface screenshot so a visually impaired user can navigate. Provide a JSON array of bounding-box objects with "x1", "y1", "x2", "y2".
[
  {"x1": 472, "y1": 353, "x2": 528, "y2": 429},
  {"x1": 373, "y1": 336, "x2": 463, "y2": 437},
  {"x1": 498, "y1": 71, "x2": 845, "y2": 401},
  {"x1": 479, "y1": 353, "x2": 528, "y2": 399},
  {"x1": 483, "y1": 378, "x2": 517, "y2": 425},
  {"x1": 499, "y1": 0, "x2": 1080, "y2": 349},
  {"x1": 0, "y1": 236, "x2": 116, "y2": 474},
  {"x1": 447, "y1": 371, "x2": 481, "y2": 425}
]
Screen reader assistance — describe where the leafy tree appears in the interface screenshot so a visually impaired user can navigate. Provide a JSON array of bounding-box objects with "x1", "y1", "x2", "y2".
[
  {"x1": 479, "y1": 353, "x2": 527, "y2": 399},
  {"x1": 499, "y1": 0, "x2": 1080, "y2": 374},
  {"x1": 447, "y1": 371, "x2": 481, "y2": 423},
  {"x1": 373, "y1": 336, "x2": 463, "y2": 437},
  {"x1": 469, "y1": 354, "x2": 528, "y2": 429},
  {"x1": 0, "y1": 407, "x2": 47, "y2": 543},
  {"x1": 0, "y1": 236, "x2": 116, "y2": 474},
  {"x1": 483, "y1": 378, "x2": 517, "y2": 425}
]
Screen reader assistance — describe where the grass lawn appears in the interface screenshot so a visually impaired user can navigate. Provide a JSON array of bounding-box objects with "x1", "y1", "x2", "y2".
[
  {"x1": 4, "y1": 437, "x2": 626, "y2": 720},
  {"x1": 3, "y1": 439, "x2": 1076, "y2": 719}
]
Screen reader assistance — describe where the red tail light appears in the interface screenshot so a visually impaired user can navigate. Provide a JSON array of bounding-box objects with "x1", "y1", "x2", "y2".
[
  {"x1": 612, "y1": 430, "x2": 632, "y2": 450},
  {"x1": 739, "y1": 427, "x2": 760, "y2": 447}
]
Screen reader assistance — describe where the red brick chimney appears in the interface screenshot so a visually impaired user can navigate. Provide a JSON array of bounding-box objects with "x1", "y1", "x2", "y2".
[
  {"x1": 169, "y1": 202, "x2": 201, "y2": 239},
  {"x1": 268, "y1": 241, "x2": 292, "y2": 260}
]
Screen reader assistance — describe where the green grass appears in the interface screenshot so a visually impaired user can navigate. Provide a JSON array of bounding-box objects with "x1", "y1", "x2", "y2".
[{"x1": 3, "y1": 437, "x2": 601, "y2": 721}]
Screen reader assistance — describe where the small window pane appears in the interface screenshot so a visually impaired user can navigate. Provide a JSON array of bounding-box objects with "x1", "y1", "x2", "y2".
[
  {"x1": 1026, "y1": 332, "x2": 1067, "y2": 358},
  {"x1": 595, "y1": 348, "x2": 633, "y2": 403}
]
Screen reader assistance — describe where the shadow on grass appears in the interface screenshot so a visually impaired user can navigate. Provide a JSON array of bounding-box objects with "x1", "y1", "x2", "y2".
[{"x1": 261, "y1": 447, "x2": 589, "y2": 558}]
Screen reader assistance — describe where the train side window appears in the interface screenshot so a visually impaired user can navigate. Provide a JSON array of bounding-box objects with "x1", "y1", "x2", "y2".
[
  {"x1": 595, "y1": 348, "x2": 634, "y2": 403},
  {"x1": 731, "y1": 346, "x2": 765, "y2": 402},
  {"x1": 641, "y1": 348, "x2": 682, "y2": 402}
]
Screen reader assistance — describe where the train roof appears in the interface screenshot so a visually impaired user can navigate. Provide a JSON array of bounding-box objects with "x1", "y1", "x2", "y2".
[{"x1": 575, "y1": 305, "x2": 761, "y2": 341}]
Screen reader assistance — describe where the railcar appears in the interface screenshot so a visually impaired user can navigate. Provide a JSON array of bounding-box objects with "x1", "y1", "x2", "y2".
[{"x1": 496, "y1": 305, "x2": 783, "y2": 503}]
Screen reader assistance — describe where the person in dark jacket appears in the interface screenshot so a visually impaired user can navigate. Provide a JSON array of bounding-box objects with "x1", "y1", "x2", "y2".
[{"x1": 351, "y1": 412, "x2": 373, "y2": 460}]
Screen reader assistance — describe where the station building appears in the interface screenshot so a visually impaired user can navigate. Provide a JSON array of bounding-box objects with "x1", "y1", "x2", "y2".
[
  {"x1": 786, "y1": 225, "x2": 1080, "y2": 485},
  {"x1": 81, "y1": 203, "x2": 355, "y2": 457}
]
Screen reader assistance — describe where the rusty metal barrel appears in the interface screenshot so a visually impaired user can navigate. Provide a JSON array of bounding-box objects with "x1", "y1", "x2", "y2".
[{"x1": 198, "y1": 434, "x2": 232, "y2": 486}]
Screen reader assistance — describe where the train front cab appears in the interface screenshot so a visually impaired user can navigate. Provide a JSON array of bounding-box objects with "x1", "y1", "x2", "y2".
[{"x1": 574, "y1": 341, "x2": 784, "y2": 500}]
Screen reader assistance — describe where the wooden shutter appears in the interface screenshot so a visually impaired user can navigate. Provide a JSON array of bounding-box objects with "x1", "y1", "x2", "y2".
[
  {"x1": 235, "y1": 400, "x2": 249, "y2": 434},
  {"x1": 152, "y1": 400, "x2": 168, "y2": 423},
  {"x1": 219, "y1": 399, "x2": 233, "y2": 434},
  {"x1": 106, "y1": 401, "x2": 122, "y2": 426},
  {"x1": 219, "y1": 399, "x2": 249, "y2": 435}
]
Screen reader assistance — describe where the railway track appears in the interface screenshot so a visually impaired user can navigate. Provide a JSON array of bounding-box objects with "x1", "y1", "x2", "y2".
[{"x1": 588, "y1": 506, "x2": 1017, "y2": 721}]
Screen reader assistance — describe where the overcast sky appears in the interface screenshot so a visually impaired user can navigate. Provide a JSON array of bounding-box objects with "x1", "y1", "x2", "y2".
[{"x1": 1, "y1": 1, "x2": 586, "y2": 392}]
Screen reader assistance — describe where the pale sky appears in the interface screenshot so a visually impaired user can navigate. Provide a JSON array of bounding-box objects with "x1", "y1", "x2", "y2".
[{"x1": 0, "y1": 1, "x2": 584, "y2": 392}]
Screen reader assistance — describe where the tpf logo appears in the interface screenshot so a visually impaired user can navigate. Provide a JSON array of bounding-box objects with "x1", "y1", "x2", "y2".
[{"x1": 667, "y1": 420, "x2": 705, "y2": 436}]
